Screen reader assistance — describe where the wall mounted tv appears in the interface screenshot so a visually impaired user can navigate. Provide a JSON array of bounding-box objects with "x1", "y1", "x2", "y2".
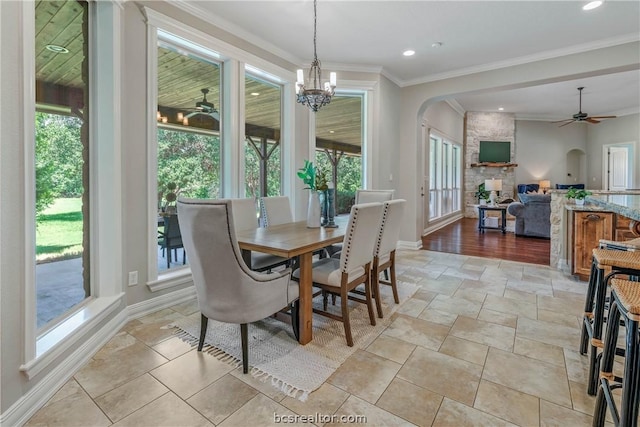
[{"x1": 478, "y1": 140, "x2": 511, "y2": 163}]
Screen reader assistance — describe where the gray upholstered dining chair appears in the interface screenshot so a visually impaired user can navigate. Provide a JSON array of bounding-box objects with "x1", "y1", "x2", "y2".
[
  {"x1": 371, "y1": 199, "x2": 406, "y2": 318},
  {"x1": 293, "y1": 202, "x2": 384, "y2": 346},
  {"x1": 231, "y1": 198, "x2": 290, "y2": 272},
  {"x1": 355, "y1": 189, "x2": 395, "y2": 204},
  {"x1": 259, "y1": 196, "x2": 293, "y2": 227},
  {"x1": 177, "y1": 198, "x2": 300, "y2": 374}
]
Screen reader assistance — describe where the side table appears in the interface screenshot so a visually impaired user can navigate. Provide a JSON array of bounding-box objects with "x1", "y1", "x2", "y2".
[{"x1": 478, "y1": 204, "x2": 508, "y2": 234}]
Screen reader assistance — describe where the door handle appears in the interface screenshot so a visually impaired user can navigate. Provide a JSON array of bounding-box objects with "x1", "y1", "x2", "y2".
[{"x1": 586, "y1": 214, "x2": 601, "y2": 221}]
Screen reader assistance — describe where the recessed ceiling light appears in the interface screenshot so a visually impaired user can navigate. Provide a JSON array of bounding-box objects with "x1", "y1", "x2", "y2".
[
  {"x1": 402, "y1": 50, "x2": 415, "y2": 57},
  {"x1": 431, "y1": 42, "x2": 443, "y2": 49},
  {"x1": 498, "y1": 107, "x2": 504, "y2": 111},
  {"x1": 45, "y1": 44, "x2": 69, "y2": 54},
  {"x1": 251, "y1": 92, "x2": 260, "y2": 96},
  {"x1": 329, "y1": 130, "x2": 335, "y2": 134},
  {"x1": 583, "y1": 1, "x2": 603, "y2": 10}
]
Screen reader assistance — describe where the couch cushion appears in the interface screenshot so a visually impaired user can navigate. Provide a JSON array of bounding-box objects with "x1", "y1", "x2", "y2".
[
  {"x1": 517, "y1": 184, "x2": 539, "y2": 194},
  {"x1": 518, "y1": 193, "x2": 551, "y2": 204}
]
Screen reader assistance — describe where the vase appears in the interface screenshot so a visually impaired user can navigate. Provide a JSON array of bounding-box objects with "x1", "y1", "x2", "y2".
[
  {"x1": 575, "y1": 198, "x2": 585, "y2": 206},
  {"x1": 306, "y1": 191, "x2": 321, "y2": 228}
]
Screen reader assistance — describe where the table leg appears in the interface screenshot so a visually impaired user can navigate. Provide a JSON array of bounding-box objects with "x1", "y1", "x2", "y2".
[
  {"x1": 298, "y1": 252, "x2": 313, "y2": 344},
  {"x1": 478, "y1": 210, "x2": 483, "y2": 233},
  {"x1": 501, "y1": 209, "x2": 506, "y2": 234}
]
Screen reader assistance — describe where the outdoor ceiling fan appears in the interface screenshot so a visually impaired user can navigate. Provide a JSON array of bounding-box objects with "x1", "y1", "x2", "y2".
[
  {"x1": 552, "y1": 87, "x2": 616, "y2": 127},
  {"x1": 184, "y1": 88, "x2": 219, "y2": 121}
]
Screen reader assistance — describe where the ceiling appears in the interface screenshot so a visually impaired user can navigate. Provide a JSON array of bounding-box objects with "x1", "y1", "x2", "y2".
[{"x1": 185, "y1": 0, "x2": 640, "y2": 120}]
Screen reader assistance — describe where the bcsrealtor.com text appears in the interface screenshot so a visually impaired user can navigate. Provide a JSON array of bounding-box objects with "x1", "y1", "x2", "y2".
[{"x1": 274, "y1": 413, "x2": 367, "y2": 424}]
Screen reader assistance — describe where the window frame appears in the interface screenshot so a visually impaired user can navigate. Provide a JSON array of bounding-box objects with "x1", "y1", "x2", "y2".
[
  {"x1": 143, "y1": 8, "x2": 295, "y2": 291},
  {"x1": 20, "y1": 0, "x2": 124, "y2": 379},
  {"x1": 428, "y1": 131, "x2": 462, "y2": 223}
]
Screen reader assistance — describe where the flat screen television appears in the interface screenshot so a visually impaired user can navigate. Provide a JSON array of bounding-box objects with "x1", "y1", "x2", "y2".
[{"x1": 479, "y1": 140, "x2": 510, "y2": 163}]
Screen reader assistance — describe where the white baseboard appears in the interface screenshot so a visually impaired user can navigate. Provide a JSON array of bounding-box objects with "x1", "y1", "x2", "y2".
[
  {"x1": 2, "y1": 309, "x2": 128, "y2": 427},
  {"x1": 1, "y1": 286, "x2": 198, "y2": 426},
  {"x1": 128, "y1": 285, "x2": 197, "y2": 319},
  {"x1": 423, "y1": 213, "x2": 462, "y2": 235},
  {"x1": 397, "y1": 240, "x2": 422, "y2": 250}
]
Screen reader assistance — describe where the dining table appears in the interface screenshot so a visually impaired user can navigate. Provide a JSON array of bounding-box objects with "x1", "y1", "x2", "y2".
[{"x1": 236, "y1": 218, "x2": 347, "y2": 345}]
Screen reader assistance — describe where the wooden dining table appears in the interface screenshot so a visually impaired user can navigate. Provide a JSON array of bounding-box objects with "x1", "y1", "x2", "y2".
[{"x1": 236, "y1": 219, "x2": 347, "y2": 345}]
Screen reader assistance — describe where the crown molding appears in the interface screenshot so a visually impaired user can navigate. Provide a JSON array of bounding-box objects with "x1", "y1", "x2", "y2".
[
  {"x1": 445, "y1": 99, "x2": 466, "y2": 117},
  {"x1": 399, "y1": 33, "x2": 640, "y2": 88}
]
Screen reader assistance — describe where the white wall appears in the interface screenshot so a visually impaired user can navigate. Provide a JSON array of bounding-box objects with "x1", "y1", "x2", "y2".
[
  {"x1": 424, "y1": 101, "x2": 464, "y2": 143},
  {"x1": 514, "y1": 120, "x2": 587, "y2": 188},
  {"x1": 586, "y1": 113, "x2": 640, "y2": 189}
]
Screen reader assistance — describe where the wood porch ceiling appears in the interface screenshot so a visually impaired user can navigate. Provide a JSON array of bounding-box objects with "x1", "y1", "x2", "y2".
[{"x1": 35, "y1": 0, "x2": 361, "y2": 155}]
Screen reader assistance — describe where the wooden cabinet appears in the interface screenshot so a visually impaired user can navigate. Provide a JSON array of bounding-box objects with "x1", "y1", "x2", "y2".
[{"x1": 573, "y1": 211, "x2": 614, "y2": 278}]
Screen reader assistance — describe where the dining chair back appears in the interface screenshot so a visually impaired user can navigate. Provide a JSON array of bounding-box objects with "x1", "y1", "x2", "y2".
[
  {"x1": 293, "y1": 202, "x2": 384, "y2": 346},
  {"x1": 231, "y1": 197, "x2": 290, "y2": 272},
  {"x1": 355, "y1": 189, "x2": 395, "y2": 204},
  {"x1": 260, "y1": 196, "x2": 293, "y2": 227},
  {"x1": 371, "y1": 199, "x2": 406, "y2": 317},
  {"x1": 231, "y1": 198, "x2": 259, "y2": 231},
  {"x1": 177, "y1": 198, "x2": 300, "y2": 373}
]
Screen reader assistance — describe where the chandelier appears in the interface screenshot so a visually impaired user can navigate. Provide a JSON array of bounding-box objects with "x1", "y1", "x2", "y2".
[{"x1": 295, "y1": 0, "x2": 336, "y2": 112}]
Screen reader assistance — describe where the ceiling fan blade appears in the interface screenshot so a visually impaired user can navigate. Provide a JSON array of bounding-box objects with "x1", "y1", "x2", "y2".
[
  {"x1": 588, "y1": 115, "x2": 617, "y2": 119},
  {"x1": 586, "y1": 118, "x2": 601, "y2": 124},
  {"x1": 559, "y1": 120, "x2": 577, "y2": 127},
  {"x1": 551, "y1": 118, "x2": 574, "y2": 123}
]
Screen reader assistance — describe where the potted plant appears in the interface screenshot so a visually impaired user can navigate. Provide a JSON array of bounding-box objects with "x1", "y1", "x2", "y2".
[
  {"x1": 475, "y1": 183, "x2": 490, "y2": 205},
  {"x1": 565, "y1": 187, "x2": 592, "y2": 206}
]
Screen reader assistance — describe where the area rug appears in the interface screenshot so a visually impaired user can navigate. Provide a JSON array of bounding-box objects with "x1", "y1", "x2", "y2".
[{"x1": 169, "y1": 280, "x2": 418, "y2": 401}]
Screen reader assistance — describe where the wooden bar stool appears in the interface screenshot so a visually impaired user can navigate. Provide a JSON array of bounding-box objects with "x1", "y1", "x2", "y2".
[
  {"x1": 580, "y1": 249, "x2": 640, "y2": 395},
  {"x1": 593, "y1": 278, "x2": 640, "y2": 427}
]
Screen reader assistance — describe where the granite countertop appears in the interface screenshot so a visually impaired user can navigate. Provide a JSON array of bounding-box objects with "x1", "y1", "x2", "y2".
[{"x1": 586, "y1": 194, "x2": 640, "y2": 221}]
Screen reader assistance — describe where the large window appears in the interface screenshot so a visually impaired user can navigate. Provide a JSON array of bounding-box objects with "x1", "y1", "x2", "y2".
[
  {"x1": 156, "y1": 39, "x2": 222, "y2": 272},
  {"x1": 429, "y1": 133, "x2": 462, "y2": 221},
  {"x1": 35, "y1": 0, "x2": 90, "y2": 330},
  {"x1": 315, "y1": 94, "x2": 363, "y2": 214},
  {"x1": 244, "y1": 73, "x2": 282, "y2": 198}
]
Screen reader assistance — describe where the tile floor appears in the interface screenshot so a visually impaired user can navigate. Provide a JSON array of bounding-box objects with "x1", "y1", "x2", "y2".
[{"x1": 26, "y1": 250, "x2": 614, "y2": 426}]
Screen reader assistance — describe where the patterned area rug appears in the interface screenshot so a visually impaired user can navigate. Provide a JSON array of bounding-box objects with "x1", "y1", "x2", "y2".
[{"x1": 169, "y1": 280, "x2": 418, "y2": 401}]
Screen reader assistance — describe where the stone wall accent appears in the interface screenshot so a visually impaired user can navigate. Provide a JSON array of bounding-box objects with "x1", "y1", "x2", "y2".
[{"x1": 464, "y1": 112, "x2": 516, "y2": 217}]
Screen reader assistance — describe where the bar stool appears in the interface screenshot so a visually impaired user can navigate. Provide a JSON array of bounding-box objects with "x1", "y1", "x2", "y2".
[
  {"x1": 580, "y1": 248, "x2": 640, "y2": 395},
  {"x1": 592, "y1": 278, "x2": 640, "y2": 427}
]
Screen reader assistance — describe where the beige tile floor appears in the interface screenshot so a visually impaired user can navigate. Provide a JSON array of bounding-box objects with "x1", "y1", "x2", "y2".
[{"x1": 26, "y1": 250, "x2": 615, "y2": 427}]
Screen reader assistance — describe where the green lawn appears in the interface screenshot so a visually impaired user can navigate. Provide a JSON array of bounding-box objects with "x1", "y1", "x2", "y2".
[{"x1": 36, "y1": 198, "x2": 83, "y2": 262}]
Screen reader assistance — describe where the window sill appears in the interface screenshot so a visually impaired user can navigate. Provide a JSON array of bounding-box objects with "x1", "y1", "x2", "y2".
[
  {"x1": 20, "y1": 293, "x2": 125, "y2": 380},
  {"x1": 147, "y1": 267, "x2": 193, "y2": 292}
]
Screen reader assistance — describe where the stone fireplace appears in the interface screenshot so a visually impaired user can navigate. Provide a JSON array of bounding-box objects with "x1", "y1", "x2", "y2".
[{"x1": 464, "y1": 112, "x2": 516, "y2": 218}]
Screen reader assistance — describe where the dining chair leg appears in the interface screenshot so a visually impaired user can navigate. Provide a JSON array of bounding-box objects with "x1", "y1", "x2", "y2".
[
  {"x1": 390, "y1": 255, "x2": 399, "y2": 304},
  {"x1": 198, "y1": 314, "x2": 208, "y2": 351},
  {"x1": 240, "y1": 323, "x2": 249, "y2": 374},
  {"x1": 372, "y1": 260, "x2": 384, "y2": 318},
  {"x1": 364, "y1": 271, "x2": 376, "y2": 326},
  {"x1": 341, "y1": 285, "x2": 354, "y2": 347},
  {"x1": 290, "y1": 300, "x2": 300, "y2": 341}
]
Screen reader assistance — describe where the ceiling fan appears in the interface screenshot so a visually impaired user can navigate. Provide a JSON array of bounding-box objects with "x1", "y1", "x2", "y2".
[
  {"x1": 184, "y1": 88, "x2": 219, "y2": 121},
  {"x1": 552, "y1": 87, "x2": 616, "y2": 127}
]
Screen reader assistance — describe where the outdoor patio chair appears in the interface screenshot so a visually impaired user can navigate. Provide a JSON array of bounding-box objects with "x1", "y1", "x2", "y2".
[
  {"x1": 177, "y1": 198, "x2": 300, "y2": 374},
  {"x1": 158, "y1": 214, "x2": 186, "y2": 269}
]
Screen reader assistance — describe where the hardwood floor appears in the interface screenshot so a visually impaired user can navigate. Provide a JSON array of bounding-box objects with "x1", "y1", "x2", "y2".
[{"x1": 422, "y1": 218, "x2": 550, "y2": 265}]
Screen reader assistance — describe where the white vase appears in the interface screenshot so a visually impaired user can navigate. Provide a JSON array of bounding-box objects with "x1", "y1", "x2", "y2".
[
  {"x1": 306, "y1": 191, "x2": 321, "y2": 228},
  {"x1": 575, "y1": 198, "x2": 585, "y2": 206}
]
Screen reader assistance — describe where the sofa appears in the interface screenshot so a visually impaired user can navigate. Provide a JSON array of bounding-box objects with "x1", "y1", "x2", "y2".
[
  {"x1": 507, "y1": 193, "x2": 551, "y2": 238},
  {"x1": 556, "y1": 183, "x2": 585, "y2": 189}
]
